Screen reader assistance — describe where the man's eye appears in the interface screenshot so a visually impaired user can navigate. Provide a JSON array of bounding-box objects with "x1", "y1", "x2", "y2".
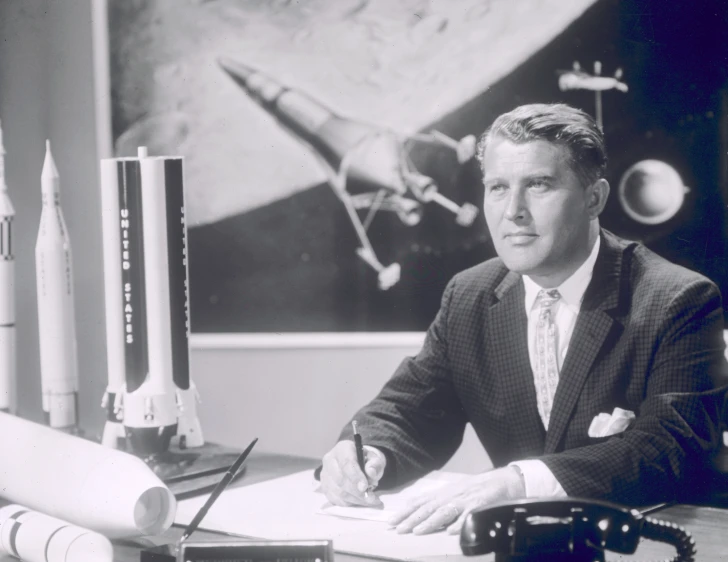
[
  {"x1": 487, "y1": 184, "x2": 507, "y2": 194},
  {"x1": 529, "y1": 181, "x2": 550, "y2": 191}
]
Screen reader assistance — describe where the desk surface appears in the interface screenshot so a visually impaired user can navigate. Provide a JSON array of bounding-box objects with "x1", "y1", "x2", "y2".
[{"x1": 113, "y1": 453, "x2": 728, "y2": 562}]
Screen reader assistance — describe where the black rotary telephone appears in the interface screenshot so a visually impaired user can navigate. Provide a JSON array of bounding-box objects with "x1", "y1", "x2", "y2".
[{"x1": 460, "y1": 498, "x2": 696, "y2": 562}]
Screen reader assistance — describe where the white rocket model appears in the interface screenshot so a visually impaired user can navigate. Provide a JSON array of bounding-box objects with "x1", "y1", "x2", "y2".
[
  {"x1": 35, "y1": 140, "x2": 79, "y2": 430},
  {"x1": 0, "y1": 119, "x2": 15, "y2": 413},
  {"x1": 0, "y1": 505, "x2": 113, "y2": 562},
  {"x1": 99, "y1": 147, "x2": 203, "y2": 455}
]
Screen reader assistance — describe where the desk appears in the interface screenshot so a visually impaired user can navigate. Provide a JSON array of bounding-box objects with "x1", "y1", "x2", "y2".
[{"x1": 113, "y1": 453, "x2": 728, "y2": 562}]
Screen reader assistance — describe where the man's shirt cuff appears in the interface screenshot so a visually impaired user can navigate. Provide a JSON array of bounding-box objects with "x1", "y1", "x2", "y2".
[{"x1": 509, "y1": 459, "x2": 567, "y2": 498}]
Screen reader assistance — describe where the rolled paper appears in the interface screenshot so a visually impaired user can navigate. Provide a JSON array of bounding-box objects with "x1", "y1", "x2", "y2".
[
  {"x1": 0, "y1": 411, "x2": 176, "y2": 538},
  {"x1": 0, "y1": 505, "x2": 113, "y2": 562}
]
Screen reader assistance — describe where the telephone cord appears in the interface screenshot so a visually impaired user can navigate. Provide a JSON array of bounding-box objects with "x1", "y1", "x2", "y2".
[{"x1": 640, "y1": 516, "x2": 696, "y2": 562}]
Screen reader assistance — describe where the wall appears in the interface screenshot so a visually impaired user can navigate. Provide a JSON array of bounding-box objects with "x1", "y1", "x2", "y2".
[
  {"x1": 0, "y1": 0, "x2": 47, "y2": 421},
  {"x1": 190, "y1": 339, "x2": 490, "y2": 473},
  {"x1": 0, "y1": 0, "x2": 108, "y2": 427},
  {"x1": 0, "y1": 0, "x2": 489, "y2": 472}
]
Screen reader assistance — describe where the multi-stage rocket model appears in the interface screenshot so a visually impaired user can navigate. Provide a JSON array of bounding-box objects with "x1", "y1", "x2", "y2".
[
  {"x1": 35, "y1": 140, "x2": 79, "y2": 430},
  {"x1": 100, "y1": 147, "x2": 203, "y2": 456},
  {"x1": 0, "y1": 505, "x2": 113, "y2": 562},
  {"x1": 0, "y1": 119, "x2": 15, "y2": 414},
  {"x1": 0, "y1": 411, "x2": 175, "y2": 539},
  {"x1": 218, "y1": 57, "x2": 479, "y2": 290}
]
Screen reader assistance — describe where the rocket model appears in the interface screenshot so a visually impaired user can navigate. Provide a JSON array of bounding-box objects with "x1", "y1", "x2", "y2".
[
  {"x1": 218, "y1": 57, "x2": 479, "y2": 290},
  {"x1": 0, "y1": 505, "x2": 113, "y2": 562},
  {"x1": 558, "y1": 61, "x2": 629, "y2": 130},
  {"x1": 35, "y1": 141, "x2": 79, "y2": 430},
  {"x1": 99, "y1": 147, "x2": 203, "y2": 456},
  {"x1": 0, "y1": 119, "x2": 15, "y2": 413}
]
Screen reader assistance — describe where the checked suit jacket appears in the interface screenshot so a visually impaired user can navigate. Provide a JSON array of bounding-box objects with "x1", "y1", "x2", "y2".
[{"x1": 342, "y1": 229, "x2": 728, "y2": 505}]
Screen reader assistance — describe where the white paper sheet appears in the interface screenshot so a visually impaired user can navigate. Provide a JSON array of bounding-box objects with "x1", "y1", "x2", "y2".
[
  {"x1": 318, "y1": 474, "x2": 456, "y2": 523},
  {"x1": 176, "y1": 470, "x2": 488, "y2": 561}
]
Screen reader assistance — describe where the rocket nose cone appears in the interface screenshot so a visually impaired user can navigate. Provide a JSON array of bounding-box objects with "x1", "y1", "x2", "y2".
[
  {"x1": 217, "y1": 56, "x2": 255, "y2": 81},
  {"x1": 42, "y1": 139, "x2": 59, "y2": 179}
]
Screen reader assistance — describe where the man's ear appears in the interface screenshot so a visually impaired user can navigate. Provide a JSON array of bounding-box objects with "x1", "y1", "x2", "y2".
[{"x1": 587, "y1": 178, "x2": 610, "y2": 218}]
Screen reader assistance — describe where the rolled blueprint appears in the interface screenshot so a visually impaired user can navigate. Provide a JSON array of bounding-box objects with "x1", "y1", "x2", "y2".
[
  {"x1": 0, "y1": 411, "x2": 176, "y2": 538},
  {"x1": 0, "y1": 505, "x2": 113, "y2": 562}
]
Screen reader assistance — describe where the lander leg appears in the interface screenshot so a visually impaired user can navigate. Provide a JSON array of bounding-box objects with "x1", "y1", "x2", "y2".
[
  {"x1": 404, "y1": 172, "x2": 478, "y2": 226},
  {"x1": 332, "y1": 158, "x2": 401, "y2": 290}
]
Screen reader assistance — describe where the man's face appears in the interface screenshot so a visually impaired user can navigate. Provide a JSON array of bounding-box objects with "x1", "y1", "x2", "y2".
[{"x1": 481, "y1": 137, "x2": 597, "y2": 286}]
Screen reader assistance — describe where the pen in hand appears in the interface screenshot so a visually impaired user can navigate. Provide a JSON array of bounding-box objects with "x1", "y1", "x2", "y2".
[{"x1": 352, "y1": 420, "x2": 372, "y2": 499}]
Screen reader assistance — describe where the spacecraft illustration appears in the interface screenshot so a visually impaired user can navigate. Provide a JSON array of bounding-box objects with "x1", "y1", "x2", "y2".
[
  {"x1": 99, "y1": 148, "x2": 203, "y2": 456},
  {"x1": 557, "y1": 60, "x2": 628, "y2": 130},
  {"x1": 558, "y1": 61, "x2": 689, "y2": 226},
  {"x1": 218, "y1": 57, "x2": 479, "y2": 290}
]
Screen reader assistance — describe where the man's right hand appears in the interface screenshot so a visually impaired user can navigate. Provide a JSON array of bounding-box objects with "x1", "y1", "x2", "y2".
[{"x1": 320, "y1": 440, "x2": 386, "y2": 506}]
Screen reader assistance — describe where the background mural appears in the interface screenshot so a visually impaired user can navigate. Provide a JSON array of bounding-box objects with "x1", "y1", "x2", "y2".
[{"x1": 108, "y1": 0, "x2": 728, "y2": 333}]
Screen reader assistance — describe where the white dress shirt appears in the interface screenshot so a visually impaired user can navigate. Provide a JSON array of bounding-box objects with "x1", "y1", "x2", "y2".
[{"x1": 511, "y1": 235, "x2": 601, "y2": 498}]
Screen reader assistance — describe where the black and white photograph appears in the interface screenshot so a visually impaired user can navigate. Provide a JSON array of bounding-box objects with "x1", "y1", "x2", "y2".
[{"x1": 0, "y1": 1, "x2": 727, "y2": 560}]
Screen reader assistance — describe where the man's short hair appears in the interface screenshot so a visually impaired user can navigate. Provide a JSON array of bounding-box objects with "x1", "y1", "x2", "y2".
[{"x1": 476, "y1": 103, "x2": 608, "y2": 187}]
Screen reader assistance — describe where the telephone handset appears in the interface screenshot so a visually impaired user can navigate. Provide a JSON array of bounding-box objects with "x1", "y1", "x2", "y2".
[{"x1": 460, "y1": 497, "x2": 696, "y2": 562}]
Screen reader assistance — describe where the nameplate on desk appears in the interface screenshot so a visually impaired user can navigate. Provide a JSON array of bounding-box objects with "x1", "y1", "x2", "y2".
[{"x1": 142, "y1": 539, "x2": 334, "y2": 562}]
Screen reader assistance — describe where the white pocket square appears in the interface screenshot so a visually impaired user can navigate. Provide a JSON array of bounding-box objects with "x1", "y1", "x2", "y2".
[{"x1": 588, "y1": 407, "x2": 635, "y2": 438}]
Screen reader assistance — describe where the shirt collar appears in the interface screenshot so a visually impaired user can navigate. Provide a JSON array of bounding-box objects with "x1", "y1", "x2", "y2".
[{"x1": 523, "y1": 235, "x2": 601, "y2": 313}]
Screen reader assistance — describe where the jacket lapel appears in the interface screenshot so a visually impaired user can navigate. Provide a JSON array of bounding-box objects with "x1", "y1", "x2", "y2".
[
  {"x1": 543, "y1": 231, "x2": 628, "y2": 453},
  {"x1": 487, "y1": 270, "x2": 546, "y2": 455}
]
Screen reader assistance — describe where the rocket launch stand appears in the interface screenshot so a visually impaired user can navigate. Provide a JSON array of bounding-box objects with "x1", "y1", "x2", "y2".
[
  {"x1": 102, "y1": 391, "x2": 245, "y2": 498},
  {"x1": 101, "y1": 383, "x2": 245, "y2": 498},
  {"x1": 144, "y1": 441, "x2": 249, "y2": 499}
]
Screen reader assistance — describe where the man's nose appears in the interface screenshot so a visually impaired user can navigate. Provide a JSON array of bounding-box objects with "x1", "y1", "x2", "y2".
[{"x1": 503, "y1": 189, "x2": 527, "y2": 221}]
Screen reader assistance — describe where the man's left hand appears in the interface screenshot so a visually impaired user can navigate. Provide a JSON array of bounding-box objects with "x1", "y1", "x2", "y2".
[{"x1": 389, "y1": 466, "x2": 526, "y2": 535}]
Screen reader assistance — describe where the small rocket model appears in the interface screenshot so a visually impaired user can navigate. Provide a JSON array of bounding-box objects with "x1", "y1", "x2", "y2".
[
  {"x1": 558, "y1": 61, "x2": 629, "y2": 130},
  {"x1": 0, "y1": 119, "x2": 15, "y2": 413},
  {"x1": 0, "y1": 505, "x2": 113, "y2": 562},
  {"x1": 35, "y1": 141, "x2": 79, "y2": 430},
  {"x1": 218, "y1": 57, "x2": 478, "y2": 290},
  {"x1": 100, "y1": 147, "x2": 203, "y2": 456}
]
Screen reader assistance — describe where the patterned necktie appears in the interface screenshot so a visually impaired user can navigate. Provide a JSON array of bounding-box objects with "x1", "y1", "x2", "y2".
[{"x1": 534, "y1": 289, "x2": 561, "y2": 429}]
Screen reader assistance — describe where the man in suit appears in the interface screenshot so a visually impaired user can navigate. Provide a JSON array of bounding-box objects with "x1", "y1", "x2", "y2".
[{"x1": 319, "y1": 103, "x2": 728, "y2": 535}]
